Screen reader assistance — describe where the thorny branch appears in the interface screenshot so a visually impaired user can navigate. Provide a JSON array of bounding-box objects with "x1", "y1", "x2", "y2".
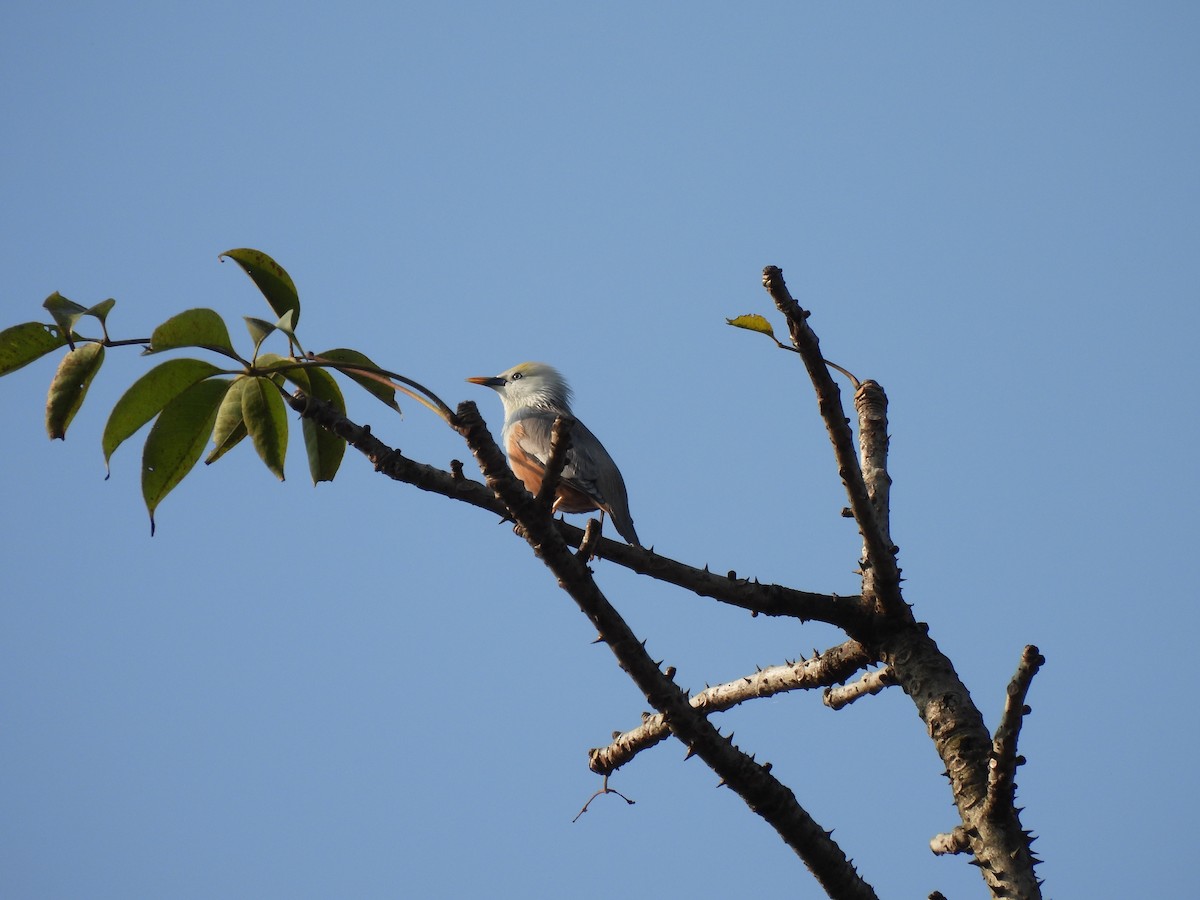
[
  {"x1": 451, "y1": 399, "x2": 880, "y2": 900},
  {"x1": 762, "y1": 266, "x2": 904, "y2": 619},
  {"x1": 284, "y1": 389, "x2": 864, "y2": 627},
  {"x1": 278, "y1": 264, "x2": 1045, "y2": 899},
  {"x1": 590, "y1": 640, "x2": 873, "y2": 775},
  {"x1": 823, "y1": 665, "x2": 896, "y2": 711},
  {"x1": 986, "y1": 645, "x2": 1045, "y2": 817},
  {"x1": 762, "y1": 265, "x2": 1044, "y2": 898}
]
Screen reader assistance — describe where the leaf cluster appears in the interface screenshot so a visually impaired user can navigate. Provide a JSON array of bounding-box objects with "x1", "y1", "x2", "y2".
[{"x1": 0, "y1": 248, "x2": 446, "y2": 533}]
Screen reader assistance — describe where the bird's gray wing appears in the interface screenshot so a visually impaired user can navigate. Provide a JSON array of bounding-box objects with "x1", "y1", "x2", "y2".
[
  {"x1": 569, "y1": 419, "x2": 638, "y2": 546},
  {"x1": 512, "y1": 414, "x2": 608, "y2": 502},
  {"x1": 512, "y1": 413, "x2": 639, "y2": 546}
]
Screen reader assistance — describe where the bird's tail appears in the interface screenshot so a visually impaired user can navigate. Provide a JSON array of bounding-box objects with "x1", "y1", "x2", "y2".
[{"x1": 608, "y1": 507, "x2": 640, "y2": 547}]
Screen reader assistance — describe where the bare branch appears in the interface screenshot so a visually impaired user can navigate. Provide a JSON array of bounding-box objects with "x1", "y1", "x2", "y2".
[
  {"x1": 761, "y1": 266, "x2": 904, "y2": 618},
  {"x1": 930, "y1": 826, "x2": 971, "y2": 856},
  {"x1": 854, "y1": 380, "x2": 893, "y2": 548},
  {"x1": 283, "y1": 389, "x2": 868, "y2": 628},
  {"x1": 581, "y1": 531, "x2": 869, "y2": 629},
  {"x1": 575, "y1": 517, "x2": 602, "y2": 561},
  {"x1": 823, "y1": 665, "x2": 895, "y2": 711},
  {"x1": 759, "y1": 266, "x2": 1042, "y2": 896},
  {"x1": 572, "y1": 774, "x2": 635, "y2": 823},
  {"x1": 590, "y1": 640, "x2": 873, "y2": 775},
  {"x1": 986, "y1": 645, "x2": 1045, "y2": 816},
  {"x1": 872, "y1": 626, "x2": 1043, "y2": 897},
  {"x1": 452, "y1": 399, "x2": 880, "y2": 900}
]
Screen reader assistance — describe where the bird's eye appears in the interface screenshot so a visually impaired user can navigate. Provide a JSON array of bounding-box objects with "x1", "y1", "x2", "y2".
[{"x1": 510, "y1": 372, "x2": 523, "y2": 381}]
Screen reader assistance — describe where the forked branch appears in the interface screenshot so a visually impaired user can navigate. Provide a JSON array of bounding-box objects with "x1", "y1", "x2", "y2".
[
  {"x1": 759, "y1": 266, "x2": 1043, "y2": 897},
  {"x1": 452, "y1": 399, "x2": 879, "y2": 900},
  {"x1": 762, "y1": 266, "x2": 904, "y2": 618},
  {"x1": 286, "y1": 388, "x2": 864, "y2": 627}
]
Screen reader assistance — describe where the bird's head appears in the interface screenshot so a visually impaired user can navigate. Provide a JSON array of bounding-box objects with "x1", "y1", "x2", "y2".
[{"x1": 467, "y1": 362, "x2": 573, "y2": 415}]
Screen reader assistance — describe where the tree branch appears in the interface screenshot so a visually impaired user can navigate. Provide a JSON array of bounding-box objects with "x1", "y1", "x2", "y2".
[
  {"x1": 452, "y1": 399, "x2": 879, "y2": 900},
  {"x1": 582, "y1": 531, "x2": 869, "y2": 628},
  {"x1": 761, "y1": 266, "x2": 1043, "y2": 897},
  {"x1": 762, "y1": 266, "x2": 904, "y2": 618},
  {"x1": 930, "y1": 826, "x2": 970, "y2": 856},
  {"x1": 823, "y1": 665, "x2": 895, "y2": 710},
  {"x1": 986, "y1": 645, "x2": 1044, "y2": 817},
  {"x1": 283, "y1": 390, "x2": 867, "y2": 628},
  {"x1": 590, "y1": 640, "x2": 872, "y2": 775},
  {"x1": 854, "y1": 379, "x2": 894, "y2": 558}
]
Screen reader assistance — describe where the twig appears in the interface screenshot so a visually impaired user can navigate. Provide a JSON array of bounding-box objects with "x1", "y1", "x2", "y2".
[
  {"x1": 854, "y1": 380, "x2": 894, "y2": 555},
  {"x1": 304, "y1": 353, "x2": 455, "y2": 420},
  {"x1": 762, "y1": 266, "x2": 904, "y2": 618},
  {"x1": 575, "y1": 518, "x2": 602, "y2": 561},
  {"x1": 572, "y1": 774, "x2": 636, "y2": 822},
  {"x1": 823, "y1": 665, "x2": 895, "y2": 711},
  {"x1": 930, "y1": 827, "x2": 971, "y2": 856},
  {"x1": 986, "y1": 645, "x2": 1045, "y2": 816}
]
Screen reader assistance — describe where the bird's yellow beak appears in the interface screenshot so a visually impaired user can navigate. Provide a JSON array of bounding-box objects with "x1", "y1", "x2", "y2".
[{"x1": 466, "y1": 375, "x2": 505, "y2": 388}]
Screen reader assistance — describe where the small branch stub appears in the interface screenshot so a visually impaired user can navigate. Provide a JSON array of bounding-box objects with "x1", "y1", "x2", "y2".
[{"x1": 824, "y1": 666, "x2": 895, "y2": 710}]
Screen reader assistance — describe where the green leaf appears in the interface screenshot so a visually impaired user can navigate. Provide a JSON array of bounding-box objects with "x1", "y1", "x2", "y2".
[
  {"x1": 103, "y1": 358, "x2": 225, "y2": 470},
  {"x1": 300, "y1": 366, "x2": 347, "y2": 484},
  {"x1": 147, "y1": 308, "x2": 240, "y2": 360},
  {"x1": 244, "y1": 316, "x2": 276, "y2": 354},
  {"x1": 241, "y1": 375, "x2": 288, "y2": 481},
  {"x1": 45, "y1": 343, "x2": 105, "y2": 440},
  {"x1": 142, "y1": 378, "x2": 231, "y2": 534},
  {"x1": 250, "y1": 352, "x2": 292, "y2": 388},
  {"x1": 317, "y1": 348, "x2": 400, "y2": 412},
  {"x1": 205, "y1": 375, "x2": 249, "y2": 465},
  {"x1": 726, "y1": 313, "x2": 777, "y2": 339},
  {"x1": 85, "y1": 298, "x2": 117, "y2": 325},
  {"x1": 274, "y1": 358, "x2": 310, "y2": 392},
  {"x1": 220, "y1": 248, "x2": 300, "y2": 327},
  {"x1": 0, "y1": 322, "x2": 67, "y2": 376},
  {"x1": 274, "y1": 308, "x2": 304, "y2": 355},
  {"x1": 42, "y1": 293, "x2": 90, "y2": 341}
]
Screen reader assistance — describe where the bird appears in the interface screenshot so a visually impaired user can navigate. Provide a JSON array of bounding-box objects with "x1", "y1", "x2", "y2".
[{"x1": 467, "y1": 362, "x2": 641, "y2": 546}]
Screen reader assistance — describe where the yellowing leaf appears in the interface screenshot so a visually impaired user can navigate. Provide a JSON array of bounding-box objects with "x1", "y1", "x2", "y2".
[
  {"x1": 726, "y1": 313, "x2": 777, "y2": 338},
  {"x1": 45, "y1": 343, "x2": 105, "y2": 440}
]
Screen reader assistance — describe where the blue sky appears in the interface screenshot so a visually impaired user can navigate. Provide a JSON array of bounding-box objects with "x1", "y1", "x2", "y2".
[{"x1": 2, "y1": 3, "x2": 1196, "y2": 897}]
